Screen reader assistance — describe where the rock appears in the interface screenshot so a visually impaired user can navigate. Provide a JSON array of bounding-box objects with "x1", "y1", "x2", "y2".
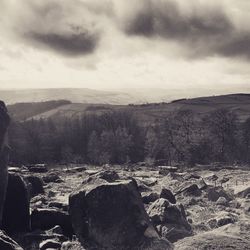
[
  {"x1": 31, "y1": 208, "x2": 73, "y2": 237},
  {"x1": 176, "y1": 183, "x2": 202, "y2": 197},
  {"x1": 0, "y1": 230, "x2": 23, "y2": 250},
  {"x1": 43, "y1": 173, "x2": 62, "y2": 183},
  {"x1": 69, "y1": 179, "x2": 172, "y2": 249},
  {"x1": 217, "y1": 216, "x2": 235, "y2": 227},
  {"x1": 95, "y1": 170, "x2": 120, "y2": 182},
  {"x1": 147, "y1": 198, "x2": 192, "y2": 242},
  {"x1": 236, "y1": 186, "x2": 250, "y2": 198},
  {"x1": 39, "y1": 239, "x2": 61, "y2": 250},
  {"x1": 196, "y1": 179, "x2": 208, "y2": 190},
  {"x1": 26, "y1": 175, "x2": 44, "y2": 197},
  {"x1": 142, "y1": 192, "x2": 159, "y2": 204},
  {"x1": 159, "y1": 225, "x2": 192, "y2": 243},
  {"x1": 160, "y1": 188, "x2": 176, "y2": 204},
  {"x1": 175, "y1": 232, "x2": 250, "y2": 250},
  {"x1": 2, "y1": 173, "x2": 30, "y2": 234},
  {"x1": 207, "y1": 187, "x2": 232, "y2": 202},
  {"x1": 216, "y1": 196, "x2": 229, "y2": 206},
  {"x1": 207, "y1": 218, "x2": 217, "y2": 229},
  {"x1": 0, "y1": 101, "x2": 10, "y2": 226}
]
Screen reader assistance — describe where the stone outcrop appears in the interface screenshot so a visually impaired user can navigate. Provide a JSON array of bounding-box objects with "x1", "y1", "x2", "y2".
[
  {"x1": 69, "y1": 179, "x2": 173, "y2": 249},
  {"x1": 0, "y1": 101, "x2": 10, "y2": 226},
  {"x1": 147, "y1": 198, "x2": 192, "y2": 243},
  {"x1": 2, "y1": 173, "x2": 30, "y2": 234}
]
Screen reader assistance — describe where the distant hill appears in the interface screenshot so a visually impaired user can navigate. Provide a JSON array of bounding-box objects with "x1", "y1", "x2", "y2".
[
  {"x1": 7, "y1": 94, "x2": 250, "y2": 123},
  {"x1": 2, "y1": 87, "x2": 248, "y2": 106},
  {"x1": 0, "y1": 88, "x2": 141, "y2": 105},
  {"x1": 8, "y1": 100, "x2": 71, "y2": 121}
]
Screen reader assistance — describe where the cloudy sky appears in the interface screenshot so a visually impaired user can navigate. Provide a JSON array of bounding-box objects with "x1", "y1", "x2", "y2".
[{"x1": 0, "y1": 0, "x2": 250, "y2": 93}]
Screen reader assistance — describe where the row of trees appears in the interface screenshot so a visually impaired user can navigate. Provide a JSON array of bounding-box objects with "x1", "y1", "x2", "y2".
[{"x1": 8, "y1": 109, "x2": 250, "y2": 166}]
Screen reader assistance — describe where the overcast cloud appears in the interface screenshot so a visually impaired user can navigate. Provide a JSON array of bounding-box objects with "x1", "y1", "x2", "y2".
[{"x1": 0, "y1": 0, "x2": 250, "y2": 91}]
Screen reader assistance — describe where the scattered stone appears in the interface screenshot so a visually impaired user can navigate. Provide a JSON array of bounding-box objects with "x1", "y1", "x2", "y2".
[
  {"x1": 31, "y1": 208, "x2": 73, "y2": 237},
  {"x1": 39, "y1": 239, "x2": 61, "y2": 250},
  {"x1": 2, "y1": 173, "x2": 30, "y2": 234},
  {"x1": 69, "y1": 179, "x2": 172, "y2": 249},
  {"x1": 160, "y1": 188, "x2": 176, "y2": 204}
]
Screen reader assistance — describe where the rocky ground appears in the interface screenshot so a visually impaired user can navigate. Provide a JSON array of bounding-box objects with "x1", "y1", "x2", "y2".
[{"x1": 3, "y1": 164, "x2": 250, "y2": 250}]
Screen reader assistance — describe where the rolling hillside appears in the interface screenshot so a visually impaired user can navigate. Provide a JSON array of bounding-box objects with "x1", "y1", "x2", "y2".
[{"x1": 7, "y1": 94, "x2": 250, "y2": 123}]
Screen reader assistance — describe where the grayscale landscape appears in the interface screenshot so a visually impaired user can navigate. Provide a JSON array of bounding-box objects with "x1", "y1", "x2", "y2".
[{"x1": 0, "y1": 1, "x2": 250, "y2": 250}]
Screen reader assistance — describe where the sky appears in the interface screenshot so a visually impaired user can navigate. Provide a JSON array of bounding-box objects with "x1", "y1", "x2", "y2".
[{"x1": 0, "y1": 0, "x2": 250, "y2": 93}]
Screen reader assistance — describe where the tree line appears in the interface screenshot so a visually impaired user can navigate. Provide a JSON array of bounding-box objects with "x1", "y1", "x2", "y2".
[{"x1": 8, "y1": 109, "x2": 250, "y2": 166}]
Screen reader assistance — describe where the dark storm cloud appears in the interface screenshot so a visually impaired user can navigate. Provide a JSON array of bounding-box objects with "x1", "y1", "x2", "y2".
[
  {"x1": 124, "y1": 1, "x2": 232, "y2": 39},
  {"x1": 7, "y1": 0, "x2": 103, "y2": 57},
  {"x1": 121, "y1": 0, "x2": 250, "y2": 60},
  {"x1": 27, "y1": 31, "x2": 99, "y2": 56},
  {"x1": 217, "y1": 33, "x2": 250, "y2": 59}
]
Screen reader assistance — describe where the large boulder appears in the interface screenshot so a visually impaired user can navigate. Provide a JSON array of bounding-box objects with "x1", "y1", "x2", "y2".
[
  {"x1": 2, "y1": 173, "x2": 30, "y2": 234},
  {"x1": 147, "y1": 198, "x2": 192, "y2": 242},
  {"x1": 69, "y1": 179, "x2": 173, "y2": 249},
  {"x1": 31, "y1": 208, "x2": 73, "y2": 237},
  {"x1": 0, "y1": 101, "x2": 10, "y2": 226},
  {"x1": 0, "y1": 230, "x2": 23, "y2": 250}
]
